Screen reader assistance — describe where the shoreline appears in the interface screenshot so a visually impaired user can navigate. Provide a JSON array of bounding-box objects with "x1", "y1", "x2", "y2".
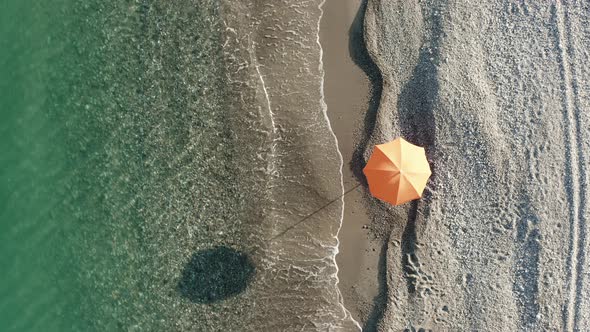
[
  {"x1": 317, "y1": 0, "x2": 362, "y2": 329},
  {"x1": 320, "y1": 0, "x2": 382, "y2": 326}
]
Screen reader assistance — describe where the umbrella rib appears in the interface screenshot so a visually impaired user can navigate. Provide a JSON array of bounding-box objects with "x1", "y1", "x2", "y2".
[
  {"x1": 405, "y1": 173, "x2": 426, "y2": 196},
  {"x1": 366, "y1": 147, "x2": 400, "y2": 172},
  {"x1": 396, "y1": 173, "x2": 421, "y2": 204},
  {"x1": 376, "y1": 144, "x2": 402, "y2": 170}
]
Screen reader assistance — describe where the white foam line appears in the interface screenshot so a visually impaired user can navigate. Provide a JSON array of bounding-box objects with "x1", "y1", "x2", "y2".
[
  {"x1": 249, "y1": 36, "x2": 277, "y2": 136},
  {"x1": 253, "y1": 54, "x2": 276, "y2": 132},
  {"x1": 249, "y1": 35, "x2": 279, "y2": 181},
  {"x1": 317, "y1": 0, "x2": 362, "y2": 330}
]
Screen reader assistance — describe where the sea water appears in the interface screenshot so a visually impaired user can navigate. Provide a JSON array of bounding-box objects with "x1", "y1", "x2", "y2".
[
  {"x1": 0, "y1": 1, "x2": 357, "y2": 331},
  {"x1": 1, "y1": 1, "x2": 241, "y2": 330}
]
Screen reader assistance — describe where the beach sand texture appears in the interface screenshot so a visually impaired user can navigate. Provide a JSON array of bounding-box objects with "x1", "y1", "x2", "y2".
[{"x1": 342, "y1": 0, "x2": 590, "y2": 330}]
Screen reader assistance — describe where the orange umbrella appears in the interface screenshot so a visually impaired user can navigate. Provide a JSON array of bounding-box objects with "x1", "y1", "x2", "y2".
[{"x1": 363, "y1": 137, "x2": 431, "y2": 205}]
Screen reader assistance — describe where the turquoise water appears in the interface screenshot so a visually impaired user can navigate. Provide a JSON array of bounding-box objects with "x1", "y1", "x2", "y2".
[
  {"x1": 0, "y1": 1, "x2": 249, "y2": 330},
  {"x1": 1, "y1": 2, "x2": 76, "y2": 330},
  {"x1": 1, "y1": 1, "x2": 359, "y2": 330}
]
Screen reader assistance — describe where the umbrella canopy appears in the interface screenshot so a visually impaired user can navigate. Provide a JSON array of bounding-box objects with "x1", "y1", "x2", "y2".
[{"x1": 363, "y1": 137, "x2": 431, "y2": 205}]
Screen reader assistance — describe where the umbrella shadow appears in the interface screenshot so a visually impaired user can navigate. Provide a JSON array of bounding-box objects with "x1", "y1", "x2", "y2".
[{"x1": 177, "y1": 246, "x2": 255, "y2": 304}]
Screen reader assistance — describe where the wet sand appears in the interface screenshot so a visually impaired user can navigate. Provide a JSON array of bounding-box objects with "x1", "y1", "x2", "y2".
[
  {"x1": 320, "y1": 0, "x2": 382, "y2": 327},
  {"x1": 220, "y1": 1, "x2": 363, "y2": 330}
]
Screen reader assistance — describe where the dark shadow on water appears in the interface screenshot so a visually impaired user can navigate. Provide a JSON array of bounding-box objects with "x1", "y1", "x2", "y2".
[{"x1": 178, "y1": 246, "x2": 255, "y2": 304}]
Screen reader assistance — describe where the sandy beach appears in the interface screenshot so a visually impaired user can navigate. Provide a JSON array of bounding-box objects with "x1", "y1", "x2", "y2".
[
  {"x1": 321, "y1": 0, "x2": 384, "y2": 328},
  {"x1": 323, "y1": 0, "x2": 590, "y2": 331}
]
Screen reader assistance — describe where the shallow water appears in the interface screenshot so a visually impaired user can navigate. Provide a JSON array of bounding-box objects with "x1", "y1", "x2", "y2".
[
  {"x1": 1, "y1": 1, "x2": 238, "y2": 330},
  {"x1": 1, "y1": 1, "x2": 357, "y2": 331}
]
